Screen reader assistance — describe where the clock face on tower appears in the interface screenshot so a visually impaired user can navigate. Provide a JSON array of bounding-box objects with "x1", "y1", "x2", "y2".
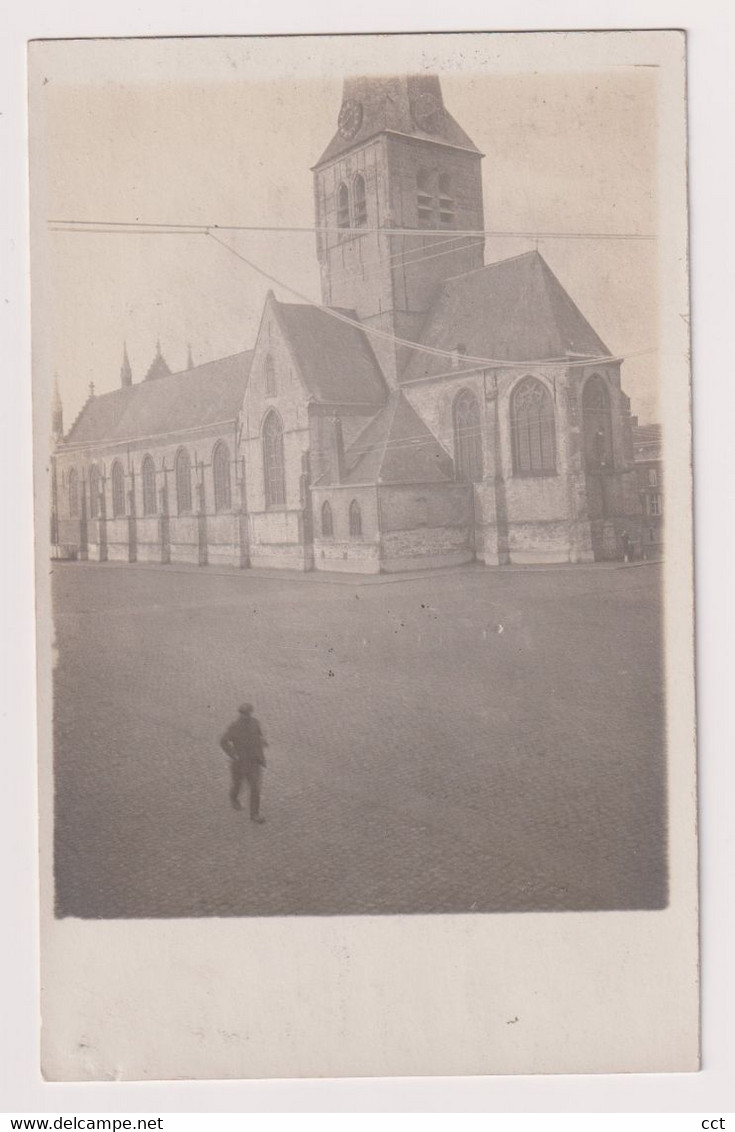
[{"x1": 337, "y1": 99, "x2": 364, "y2": 140}]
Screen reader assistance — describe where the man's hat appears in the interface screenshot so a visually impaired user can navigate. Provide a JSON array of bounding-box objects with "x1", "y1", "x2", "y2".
[{"x1": 238, "y1": 703, "x2": 254, "y2": 714}]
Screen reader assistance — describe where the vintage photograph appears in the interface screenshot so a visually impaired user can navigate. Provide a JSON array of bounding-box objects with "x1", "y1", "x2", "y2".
[
  {"x1": 35, "y1": 38, "x2": 672, "y2": 923},
  {"x1": 29, "y1": 28, "x2": 700, "y2": 1083}
]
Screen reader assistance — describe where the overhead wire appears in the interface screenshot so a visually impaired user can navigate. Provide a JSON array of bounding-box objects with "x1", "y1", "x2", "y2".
[
  {"x1": 204, "y1": 229, "x2": 657, "y2": 371},
  {"x1": 49, "y1": 217, "x2": 657, "y2": 240},
  {"x1": 49, "y1": 218, "x2": 659, "y2": 371}
]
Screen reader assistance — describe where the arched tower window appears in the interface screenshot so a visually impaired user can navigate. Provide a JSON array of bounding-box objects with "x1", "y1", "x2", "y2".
[
  {"x1": 262, "y1": 410, "x2": 285, "y2": 508},
  {"x1": 337, "y1": 183, "x2": 350, "y2": 229},
  {"x1": 416, "y1": 169, "x2": 434, "y2": 227},
  {"x1": 68, "y1": 468, "x2": 79, "y2": 519},
  {"x1": 582, "y1": 374, "x2": 614, "y2": 470},
  {"x1": 353, "y1": 174, "x2": 367, "y2": 228},
  {"x1": 510, "y1": 377, "x2": 557, "y2": 476},
  {"x1": 321, "y1": 500, "x2": 334, "y2": 538},
  {"x1": 88, "y1": 464, "x2": 100, "y2": 519},
  {"x1": 175, "y1": 448, "x2": 192, "y2": 514},
  {"x1": 438, "y1": 172, "x2": 455, "y2": 225},
  {"x1": 141, "y1": 454, "x2": 157, "y2": 516},
  {"x1": 264, "y1": 353, "x2": 277, "y2": 397},
  {"x1": 349, "y1": 499, "x2": 362, "y2": 538},
  {"x1": 111, "y1": 461, "x2": 126, "y2": 517},
  {"x1": 453, "y1": 389, "x2": 483, "y2": 483},
  {"x1": 212, "y1": 441, "x2": 232, "y2": 513}
]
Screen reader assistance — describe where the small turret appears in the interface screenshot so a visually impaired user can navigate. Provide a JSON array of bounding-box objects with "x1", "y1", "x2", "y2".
[
  {"x1": 144, "y1": 339, "x2": 171, "y2": 382},
  {"x1": 120, "y1": 342, "x2": 133, "y2": 388}
]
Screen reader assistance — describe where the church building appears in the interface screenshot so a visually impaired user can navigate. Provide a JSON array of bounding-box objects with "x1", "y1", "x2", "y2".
[{"x1": 51, "y1": 74, "x2": 643, "y2": 573}]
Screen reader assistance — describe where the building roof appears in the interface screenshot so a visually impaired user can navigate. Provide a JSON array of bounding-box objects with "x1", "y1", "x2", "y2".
[
  {"x1": 274, "y1": 300, "x2": 388, "y2": 406},
  {"x1": 632, "y1": 422, "x2": 662, "y2": 459},
  {"x1": 316, "y1": 391, "x2": 454, "y2": 486},
  {"x1": 315, "y1": 74, "x2": 482, "y2": 168},
  {"x1": 64, "y1": 351, "x2": 253, "y2": 447},
  {"x1": 402, "y1": 250, "x2": 611, "y2": 383}
]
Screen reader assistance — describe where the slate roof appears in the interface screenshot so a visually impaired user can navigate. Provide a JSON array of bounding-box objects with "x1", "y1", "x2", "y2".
[
  {"x1": 316, "y1": 392, "x2": 454, "y2": 486},
  {"x1": 64, "y1": 351, "x2": 253, "y2": 446},
  {"x1": 402, "y1": 251, "x2": 611, "y2": 383},
  {"x1": 632, "y1": 423, "x2": 662, "y2": 459},
  {"x1": 315, "y1": 74, "x2": 481, "y2": 168},
  {"x1": 274, "y1": 300, "x2": 388, "y2": 406}
]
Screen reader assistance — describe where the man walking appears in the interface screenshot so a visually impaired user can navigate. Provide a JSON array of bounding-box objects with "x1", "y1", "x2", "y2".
[{"x1": 220, "y1": 703, "x2": 268, "y2": 823}]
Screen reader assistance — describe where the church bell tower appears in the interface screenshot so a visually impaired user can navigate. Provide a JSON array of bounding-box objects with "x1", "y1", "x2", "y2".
[{"x1": 312, "y1": 75, "x2": 485, "y2": 383}]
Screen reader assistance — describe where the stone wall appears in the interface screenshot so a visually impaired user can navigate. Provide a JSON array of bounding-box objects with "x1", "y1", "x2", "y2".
[
  {"x1": 52, "y1": 419, "x2": 245, "y2": 569},
  {"x1": 240, "y1": 295, "x2": 314, "y2": 570},
  {"x1": 312, "y1": 486, "x2": 380, "y2": 574}
]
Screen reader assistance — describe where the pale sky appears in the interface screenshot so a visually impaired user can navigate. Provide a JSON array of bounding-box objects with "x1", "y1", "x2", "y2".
[{"x1": 31, "y1": 36, "x2": 659, "y2": 426}]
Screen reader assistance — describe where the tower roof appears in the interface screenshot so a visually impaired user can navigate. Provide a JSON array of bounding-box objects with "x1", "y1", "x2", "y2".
[{"x1": 314, "y1": 74, "x2": 482, "y2": 168}]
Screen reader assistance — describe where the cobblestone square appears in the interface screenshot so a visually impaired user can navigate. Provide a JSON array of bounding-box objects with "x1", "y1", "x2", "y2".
[{"x1": 52, "y1": 561, "x2": 667, "y2": 917}]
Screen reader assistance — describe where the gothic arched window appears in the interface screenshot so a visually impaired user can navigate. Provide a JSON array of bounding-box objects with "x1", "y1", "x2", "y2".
[
  {"x1": 353, "y1": 174, "x2": 367, "y2": 228},
  {"x1": 582, "y1": 374, "x2": 614, "y2": 471},
  {"x1": 264, "y1": 353, "x2": 277, "y2": 397},
  {"x1": 141, "y1": 454, "x2": 157, "y2": 516},
  {"x1": 68, "y1": 468, "x2": 79, "y2": 519},
  {"x1": 453, "y1": 389, "x2": 483, "y2": 483},
  {"x1": 337, "y1": 183, "x2": 350, "y2": 229},
  {"x1": 111, "y1": 460, "x2": 126, "y2": 517},
  {"x1": 349, "y1": 499, "x2": 362, "y2": 538},
  {"x1": 212, "y1": 441, "x2": 232, "y2": 513},
  {"x1": 510, "y1": 377, "x2": 557, "y2": 476},
  {"x1": 175, "y1": 448, "x2": 192, "y2": 515},
  {"x1": 88, "y1": 464, "x2": 100, "y2": 519},
  {"x1": 262, "y1": 410, "x2": 285, "y2": 508},
  {"x1": 321, "y1": 500, "x2": 334, "y2": 538}
]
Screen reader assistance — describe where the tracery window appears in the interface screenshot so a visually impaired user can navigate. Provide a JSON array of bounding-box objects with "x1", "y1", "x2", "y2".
[
  {"x1": 321, "y1": 500, "x2": 334, "y2": 538},
  {"x1": 213, "y1": 441, "x2": 232, "y2": 513},
  {"x1": 453, "y1": 389, "x2": 483, "y2": 483},
  {"x1": 262, "y1": 410, "x2": 285, "y2": 508},
  {"x1": 68, "y1": 468, "x2": 79, "y2": 519},
  {"x1": 582, "y1": 375, "x2": 614, "y2": 471},
  {"x1": 337, "y1": 183, "x2": 350, "y2": 229},
  {"x1": 349, "y1": 499, "x2": 362, "y2": 538},
  {"x1": 89, "y1": 464, "x2": 100, "y2": 519},
  {"x1": 175, "y1": 448, "x2": 193, "y2": 515},
  {"x1": 510, "y1": 377, "x2": 557, "y2": 476},
  {"x1": 141, "y1": 454, "x2": 157, "y2": 516},
  {"x1": 111, "y1": 460, "x2": 126, "y2": 518},
  {"x1": 353, "y1": 175, "x2": 367, "y2": 228}
]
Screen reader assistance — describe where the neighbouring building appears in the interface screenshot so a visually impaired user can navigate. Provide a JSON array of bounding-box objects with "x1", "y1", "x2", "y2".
[
  {"x1": 632, "y1": 421, "x2": 664, "y2": 558},
  {"x1": 51, "y1": 73, "x2": 647, "y2": 574}
]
